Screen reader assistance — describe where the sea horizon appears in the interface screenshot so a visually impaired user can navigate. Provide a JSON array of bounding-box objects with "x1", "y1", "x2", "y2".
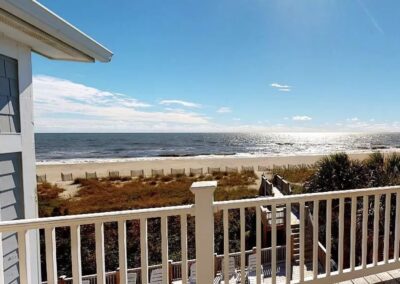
[{"x1": 35, "y1": 132, "x2": 400, "y2": 165}]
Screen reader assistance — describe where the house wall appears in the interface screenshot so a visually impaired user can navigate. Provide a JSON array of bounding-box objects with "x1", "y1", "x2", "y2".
[{"x1": 0, "y1": 35, "x2": 39, "y2": 284}]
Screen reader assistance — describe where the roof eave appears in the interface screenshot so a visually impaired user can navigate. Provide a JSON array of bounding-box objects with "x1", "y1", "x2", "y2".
[{"x1": 0, "y1": 0, "x2": 113, "y2": 63}]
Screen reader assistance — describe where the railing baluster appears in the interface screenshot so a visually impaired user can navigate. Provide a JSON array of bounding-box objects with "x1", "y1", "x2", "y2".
[
  {"x1": 300, "y1": 201, "x2": 305, "y2": 282},
  {"x1": 118, "y1": 221, "x2": 127, "y2": 284},
  {"x1": 326, "y1": 199, "x2": 332, "y2": 276},
  {"x1": 240, "y1": 208, "x2": 246, "y2": 284},
  {"x1": 395, "y1": 193, "x2": 400, "y2": 261},
  {"x1": 0, "y1": 231, "x2": 3, "y2": 284},
  {"x1": 161, "y1": 216, "x2": 169, "y2": 283},
  {"x1": 181, "y1": 214, "x2": 188, "y2": 284},
  {"x1": 17, "y1": 230, "x2": 28, "y2": 284},
  {"x1": 338, "y1": 197, "x2": 344, "y2": 274},
  {"x1": 271, "y1": 204, "x2": 277, "y2": 283},
  {"x1": 362, "y1": 196, "x2": 368, "y2": 269},
  {"x1": 223, "y1": 209, "x2": 229, "y2": 284},
  {"x1": 350, "y1": 196, "x2": 356, "y2": 271},
  {"x1": 140, "y1": 218, "x2": 148, "y2": 284},
  {"x1": 45, "y1": 227, "x2": 57, "y2": 284},
  {"x1": 384, "y1": 193, "x2": 391, "y2": 264},
  {"x1": 256, "y1": 206, "x2": 262, "y2": 284},
  {"x1": 285, "y1": 202, "x2": 291, "y2": 284},
  {"x1": 373, "y1": 194, "x2": 380, "y2": 266},
  {"x1": 95, "y1": 222, "x2": 106, "y2": 284},
  {"x1": 313, "y1": 200, "x2": 319, "y2": 279},
  {"x1": 71, "y1": 224, "x2": 82, "y2": 284}
]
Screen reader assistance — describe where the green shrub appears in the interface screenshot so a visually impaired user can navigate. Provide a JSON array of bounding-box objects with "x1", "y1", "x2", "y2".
[{"x1": 304, "y1": 153, "x2": 369, "y2": 193}]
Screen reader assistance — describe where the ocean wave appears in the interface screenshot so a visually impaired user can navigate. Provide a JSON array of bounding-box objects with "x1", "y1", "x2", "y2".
[{"x1": 35, "y1": 148, "x2": 400, "y2": 165}]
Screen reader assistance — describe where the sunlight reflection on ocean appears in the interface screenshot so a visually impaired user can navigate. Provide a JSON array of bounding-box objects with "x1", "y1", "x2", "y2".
[{"x1": 35, "y1": 132, "x2": 400, "y2": 164}]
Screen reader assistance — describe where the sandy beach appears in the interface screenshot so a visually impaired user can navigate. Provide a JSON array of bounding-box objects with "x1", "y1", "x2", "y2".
[{"x1": 36, "y1": 152, "x2": 378, "y2": 183}]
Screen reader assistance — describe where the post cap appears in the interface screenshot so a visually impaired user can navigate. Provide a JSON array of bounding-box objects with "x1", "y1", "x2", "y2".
[{"x1": 190, "y1": 181, "x2": 217, "y2": 193}]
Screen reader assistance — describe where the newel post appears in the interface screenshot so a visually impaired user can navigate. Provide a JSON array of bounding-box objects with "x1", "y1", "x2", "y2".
[{"x1": 190, "y1": 181, "x2": 217, "y2": 283}]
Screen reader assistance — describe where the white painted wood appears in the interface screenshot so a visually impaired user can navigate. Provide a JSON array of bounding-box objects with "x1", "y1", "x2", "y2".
[
  {"x1": 95, "y1": 222, "x2": 106, "y2": 284},
  {"x1": 326, "y1": 199, "x2": 332, "y2": 276},
  {"x1": 373, "y1": 194, "x2": 380, "y2": 266},
  {"x1": 44, "y1": 227, "x2": 57, "y2": 284},
  {"x1": 17, "y1": 43, "x2": 40, "y2": 284},
  {"x1": 17, "y1": 230, "x2": 28, "y2": 284},
  {"x1": 271, "y1": 204, "x2": 277, "y2": 283},
  {"x1": 285, "y1": 202, "x2": 291, "y2": 284},
  {"x1": 70, "y1": 224, "x2": 82, "y2": 284},
  {"x1": 2, "y1": 184, "x2": 400, "y2": 284},
  {"x1": 256, "y1": 206, "x2": 262, "y2": 283},
  {"x1": 395, "y1": 193, "x2": 400, "y2": 261},
  {"x1": 362, "y1": 196, "x2": 368, "y2": 269},
  {"x1": 350, "y1": 196, "x2": 356, "y2": 271},
  {"x1": 240, "y1": 208, "x2": 245, "y2": 284},
  {"x1": 0, "y1": 134, "x2": 21, "y2": 153},
  {"x1": 300, "y1": 201, "x2": 305, "y2": 282},
  {"x1": 223, "y1": 209, "x2": 229, "y2": 284},
  {"x1": 313, "y1": 200, "x2": 319, "y2": 279},
  {"x1": 338, "y1": 197, "x2": 344, "y2": 273},
  {"x1": 118, "y1": 220, "x2": 127, "y2": 284},
  {"x1": 180, "y1": 214, "x2": 188, "y2": 284},
  {"x1": 0, "y1": 204, "x2": 194, "y2": 233},
  {"x1": 140, "y1": 218, "x2": 148, "y2": 284},
  {"x1": 214, "y1": 185, "x2": 400, "y2": 211},
  {"x1": 190, "y1": 181, "x2": 217, "y2": 284},
  {"x1": 161, "y1": 216, "x2": 169, "y2": 284},
  {"x1": 384, "y1": 194, "x2": 390, "y2": 264}
]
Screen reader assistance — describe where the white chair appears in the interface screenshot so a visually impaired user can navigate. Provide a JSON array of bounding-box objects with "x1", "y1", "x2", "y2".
[
  {"x1": 149, "y1": 268, "x2": 163, "y2": 284},
  {"x1": 127, "y1": 271, "x2": 137, "y2": 284},
  {"x1": 220, "y1": 257, "x2": 239, "y2": 284},
  {"x1": 247, "y1": 254, "x2": 264, "y2": 284},
  {"x1": 189, "y1": 263, "x2": 197, "y2": 284}
]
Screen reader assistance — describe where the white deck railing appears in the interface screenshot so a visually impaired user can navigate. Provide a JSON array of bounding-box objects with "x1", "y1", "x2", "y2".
[{"x1": 1, "y1": 182, "x2": 400, "y2": 283}]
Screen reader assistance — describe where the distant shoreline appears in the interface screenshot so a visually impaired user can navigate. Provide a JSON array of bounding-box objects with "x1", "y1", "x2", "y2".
[
  {"x1": 36, "y1": 148, "x2": 400, "y2": 166},
  {"x1": 36, "y1": 150, "x2": 400, "y2": 183}
]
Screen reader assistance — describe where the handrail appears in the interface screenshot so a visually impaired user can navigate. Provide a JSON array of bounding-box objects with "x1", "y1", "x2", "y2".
[
  {"x1": 0, "y1": 204, "x2": 194, "y2": 232},
  {"x1": 214, "y1": 185, "x2": 400, "y2": 210}
]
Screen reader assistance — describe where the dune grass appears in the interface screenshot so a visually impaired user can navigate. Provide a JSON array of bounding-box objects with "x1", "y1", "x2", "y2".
[
  {"x1": 37, "y1": 171, "x2": 259, "y2": 216},
  {"x1": 272, "y1": 164, "x2": 317, "y2": 184}
]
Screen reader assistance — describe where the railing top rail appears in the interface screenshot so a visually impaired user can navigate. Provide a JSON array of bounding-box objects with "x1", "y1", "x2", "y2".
[
  {"x1": 0, "y1": 204, "x2": 194, "y2": 232},
  {"x1": 214, "y1": 185, "x2": 400, "y2": 210},
  {"x1": 2, "y1": 185, "x2": 400, "y2": 231}
]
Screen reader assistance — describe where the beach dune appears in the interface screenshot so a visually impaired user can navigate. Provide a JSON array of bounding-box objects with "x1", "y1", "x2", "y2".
[{"x1": 36, "y1": 153, "x2": 374, "y2": 183}]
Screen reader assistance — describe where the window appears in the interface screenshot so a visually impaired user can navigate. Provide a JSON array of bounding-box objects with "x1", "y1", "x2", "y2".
[{"x1": 0, "y1": 55, "x2": 19, "y2": 133}]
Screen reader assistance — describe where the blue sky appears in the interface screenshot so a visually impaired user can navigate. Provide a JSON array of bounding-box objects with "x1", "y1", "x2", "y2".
[{"x1": 33, "y1": 0, "x2": 400, "y2": 132}]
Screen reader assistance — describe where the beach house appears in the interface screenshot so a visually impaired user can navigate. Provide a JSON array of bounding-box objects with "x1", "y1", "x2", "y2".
[
  {"x1": 0, "y1": 0, "x2": 112, "y2": 283},
  {"x1": 1, "y1": 1, "x2": 400, "y2": 284}
]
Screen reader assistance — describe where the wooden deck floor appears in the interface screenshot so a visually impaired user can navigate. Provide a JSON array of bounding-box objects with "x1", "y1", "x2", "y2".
[{"x1": 338, "y1": 269, "x2": 400, "y2": 284}]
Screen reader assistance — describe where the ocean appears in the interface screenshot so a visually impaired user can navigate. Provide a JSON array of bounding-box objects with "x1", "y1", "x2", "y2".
[{"x1": 34, "y1": 132, "x2": 400, "y2": 164}]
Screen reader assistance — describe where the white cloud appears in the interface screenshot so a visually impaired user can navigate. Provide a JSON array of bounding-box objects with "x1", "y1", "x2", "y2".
[
  {"x1": 33, "y1": 75, "x2": 209, "y2": 132},
  {"x1": 347, "y1": 117, "x2": 359, "y2": 122},
  {"x1": 292, "y1": 115, "x2": 312, "y2": 121},
  {"x1": 233, "y1": 118, "x2": 241, "y2": 121},
  {"x1": 159, "y1": 99, "x2": 201, "y2": 108},
  {"x1": 270, "y1": 82, "x2": 291, "y2": 92},
  {"x1": 217, "y1": 107, "x2": 232, "y2": 113}
]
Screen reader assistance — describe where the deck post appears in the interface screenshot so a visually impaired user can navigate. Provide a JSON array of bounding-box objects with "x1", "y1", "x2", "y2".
[{"x1": 190, "y1": 181, "x2": 217, "y2": 284}]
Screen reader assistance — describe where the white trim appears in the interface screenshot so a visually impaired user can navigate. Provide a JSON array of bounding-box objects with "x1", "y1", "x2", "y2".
[
  {"x1": 17, "y1": 42, "x2": 41, "y2": 284},
  {"x1": 0, "y1": 134, "x2": 22, "y2": 153},
  {"x1": 0, "y1": 35, "x2": 40, "y2": 284},
  {"x1": 0, "y1": 0, "x2": 113, "y2": 62}
]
